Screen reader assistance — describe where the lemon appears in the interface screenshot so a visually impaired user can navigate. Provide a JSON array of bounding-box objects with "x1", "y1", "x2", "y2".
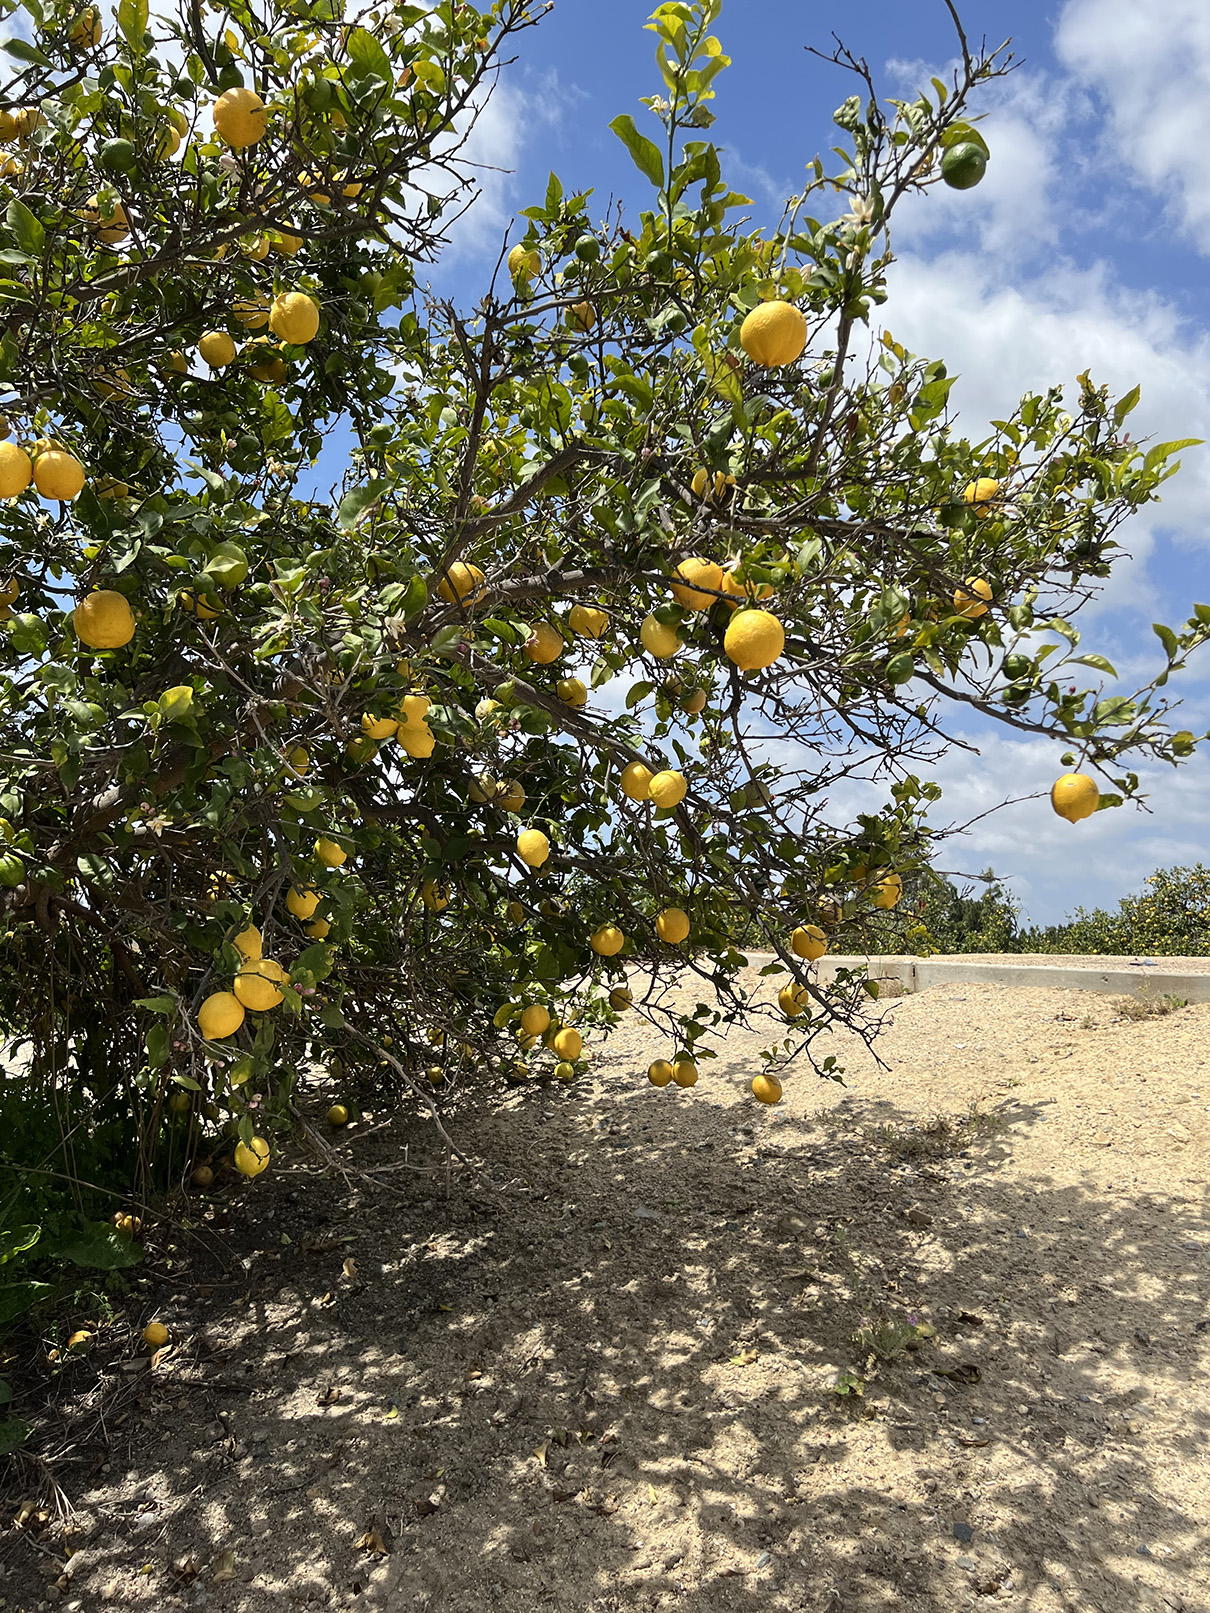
[
  {"x1": 568, "y1": 603, "x2": 608, "y2": 638},
  {"x1": 286, "y1": 886, "x2": 319, "y2": 920},
  {"x1": 725, "y1": 609, "x2": 785, "y2": 671},
  {"x1": 791, "y1": 924, "x2": 827, "y2": 961},
  {"x1": 552, "y1": 1027, "x2": 582, "y2": 1061},
  {"x1": 269, "y1": 292, "x2": 320, "y2": 345},
  {"x1": 739, "y1": 301, "x2": 807, "y2": 367},
  {"x1": 73, "y1": 590, "x2": 135, "y2": 649},
  {"x1": 33, "y1": 449, "x2": 86, "y2": 501},
  {"x1": 69, "y1": 7, "x2": 102, "y2": 46},
  {"x1": 397, "y1": 723, "x2": 435, "y2": 758},
  {"x1": 142, "y1": 1322, "x2": 170, "y2": 1349},
  {"x1": 198, "y1": 991, "x2": 245, "y2": 1039},
  {"x1": 681, "y1": 688, "x2": 708, "y2": 714},
  {"x1": 508, "y1": 244, "x2": 540, "y2": 279},
  {"x1": 80, "y1": 195, "x2": 129, "y2": 243},
  {"x1": 871, "y1": 873, "x2": 903, "y2": 910},
  {"x1": 315, "y1": 836, "x2": 347, "y2": 868},
  {"x1": 421, "y1": 879, "x2": 449, "y2": 911},
  {"x1": 608, "y1": 987, "x2": 633, "y2": 1011},
  {"x1": 556, "y1": 676, "x2": 587, "y2": 707},
  {"x1": 672, "y1": 1058, "x2": 698, "y2": 1088},
  {"x1": 437, "y1": 561, "x2": 485, "y2": 603},
  {"x1": 234, "y1": 958, "x2": 288, "y2": 1010},
  {"x1": 517, "y1": 828, "x2": 551, "y2": 868},
  {"x1": 232, "y1": 923, "x2": 262, "y2": 961},
  {"x1": 591, "y1": 924, "x2": 625, "y2": 956},
  {"x1": 520, "y1": 1004, "x2": 550, "y2": 1036},
  {"x1": 953, "y1": 577, "x2": 993, "y2": 619},
  {"x1": 198, "y1": 330, "x2": 236, "y2": 368},
  {"x1": 554, "y1": 1060, "x2": 576, "y2": 1081},
  {"x1": 656, "y1": 907, "x2": 690, "y2": 944},
  {"x1": 1050, "y1": 773, "x2": 1099, "y2": 823},
  {"x1": 327, "y1": 1103, "x2": 350, "y2": 1126},
  {"x1": 942, "y1": 142, "x2": 987, "y2": 190},
  {"x1": 640, "y1": 614, "x2": 681, "y2": 658},
  {"x1": 648, "y1": 769, "x2": 687, "y2": 809},
  {"x1": 778, "y1": 983, "x2": 810, "y2": 1018},
  {"x1": 525, "y1": 621, "x2": 563, "y2": 664},
  {"x1": 273, "y1": 227, "x2": 302, "y2": 256},
  {"x1": 361, "y1": 711, "x2": 398, "y2": 740},
  {"x1": 751, "y1": 1073, "x2": 782, "y2": 1105},
  {"x1": 620, "y1": 761, "x2": 653, "y2": 801},
  {"x1": 397, "y1": 693, "x2": 431, "y2": 729},
  {"x1": 0, "y1": 441, "x2": 31, "y2": 497},
  {"x1": 497, "y1": 779, "x2": 525, "y2": 813},
  {"x1": 305, "y1": 918, "x2": 330, "y2": 939},
  {"x1": 648, "y1": 1059, "x2": 674, "y2": 1087},
  {"x1": 234, "y1": 1136, "x2": 270, "y2": 1177},
  {"x1": 671, "y1": 556, "x2": 724, "y2": 611},
  {"x1": 191, "y1": 1165, "x2": 214, "y2": 1189},
  {"x1": 567, "y1": 301, "x2": 595, "y2": 331},
  {"x1": 962, "y1": 477, "x2": 1000, "y2": 507},
  {"x1": 213, "y1": 87, "x2": 267, "y2": 149}
]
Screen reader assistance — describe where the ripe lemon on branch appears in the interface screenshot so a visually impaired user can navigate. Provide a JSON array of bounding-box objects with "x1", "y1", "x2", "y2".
[
  {"x1": 73, "y1": 590, "x2": 135, "y2": 649},
  {"x1": 620, "y1": 761, "x2": 653, "y2": 801},
  {"x1": 591, "y1": 924, "x2": 625, "y2": 956},
  {"x1": 739, "y1": 300, "x2": 807, "y2": 367},
  {"x1": 1051, "y1": 773, "x2": 1099, "y2": 823},
  {"x1": 269, "y1": 292, "x2": 320, "y2": 345},
  {"x1": 724, "y1": 609, "x2": 785, "y2": 671},
  {"x1": 213, "y1": 87, "x2": 267, "y2": 149},
  {"x1": 672, "y1": 556, "x2": 724, "y2": 611}
]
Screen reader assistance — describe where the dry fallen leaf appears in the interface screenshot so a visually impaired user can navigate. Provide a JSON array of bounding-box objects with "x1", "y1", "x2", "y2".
[
  {"x1": 357, "y1": 1526, "x2": 390, "y2": 1557},
  {"x1": 532, "y1": 1440, "x2": 550, "y2": 1467},
  {"x1": 730, "y1": 1347, "x2": 759, "y2": 1367},
  {"x1": 342, "y1": 1258, "x2": 359, "y2": 1281},
  {"x1": 211, "y1": 1550, "x2": 237, "y2": 1583},
  {"x1": 318, "y1": 1384, "x2": 342, "y2": 1406},
  {"x1": 933, "y1": 1362, "x2": 981, "y2": 1385}
]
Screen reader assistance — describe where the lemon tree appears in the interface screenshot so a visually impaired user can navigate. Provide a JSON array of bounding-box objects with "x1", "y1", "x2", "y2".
[{"x1": 0, "y1": 0, "x2": 1208, "y2": 1203}]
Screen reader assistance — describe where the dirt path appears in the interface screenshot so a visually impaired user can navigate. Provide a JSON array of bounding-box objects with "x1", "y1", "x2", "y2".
[{"x1": 3, "y1": 976, "x2": 1208, "y2": 1613}]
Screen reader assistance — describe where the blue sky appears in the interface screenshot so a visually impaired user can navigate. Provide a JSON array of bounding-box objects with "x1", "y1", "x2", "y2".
[{"x1": 419, "y1": 0, "x2": 1210, "y2": 928}]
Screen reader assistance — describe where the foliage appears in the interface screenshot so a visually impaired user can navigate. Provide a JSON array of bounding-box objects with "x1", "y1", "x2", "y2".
[
  {"x1": 892, "y1": 866, "x2": 1020, "y2": 954},
  {"x1": 0, "y1": 0, "x2": 1206, "y2": 1296},
  {"x1": 1018, "y1": 863, "x2": 1210, "y2": 955}
]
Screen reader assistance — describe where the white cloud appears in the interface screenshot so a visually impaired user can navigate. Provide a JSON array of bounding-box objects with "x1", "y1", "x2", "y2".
[{"x1": 1056, "y1": 0, "x2": 1210, "y2": 252}]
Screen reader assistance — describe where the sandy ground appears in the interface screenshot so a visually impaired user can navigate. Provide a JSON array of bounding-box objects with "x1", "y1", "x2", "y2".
[{"x1": 2, "y1": 974, "x2": 1208, "y2": 1613}]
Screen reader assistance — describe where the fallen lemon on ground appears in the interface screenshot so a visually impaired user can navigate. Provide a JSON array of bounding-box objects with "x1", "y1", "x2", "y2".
[
  {"x1": 234, "y1": 1137, "x2": 270, "y2": 1177},
  {"x1": 327, "y1": 1103, "x2": 350, "y2": 1126},
  {"x1": 142, "y1": 1322, "x2": 169, "y2": 1349}
]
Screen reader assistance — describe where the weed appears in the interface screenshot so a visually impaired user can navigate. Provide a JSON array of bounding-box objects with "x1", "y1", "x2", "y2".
[
  {"x1": 1114, "y1": 991, "x2": 1188, "y2": 1021},
  {"x1": 866, "y1": 1101, "x2": 1006, "y2": 1162}
]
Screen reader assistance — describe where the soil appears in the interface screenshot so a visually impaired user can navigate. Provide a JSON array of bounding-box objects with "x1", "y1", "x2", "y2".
[{"x1": 2, "y1": 972, "x2": 1207, "y2": 1613}]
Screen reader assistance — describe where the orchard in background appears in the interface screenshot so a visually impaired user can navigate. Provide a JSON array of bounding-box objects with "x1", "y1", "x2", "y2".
[{"x1": 0, "y1": 0, "x2": 1207, "y2": 1212}]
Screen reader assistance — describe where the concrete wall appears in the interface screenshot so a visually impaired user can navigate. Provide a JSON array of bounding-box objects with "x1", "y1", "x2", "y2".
[{"x1": 807, "y1": 955, "x2": 1210, "y2": 1003}]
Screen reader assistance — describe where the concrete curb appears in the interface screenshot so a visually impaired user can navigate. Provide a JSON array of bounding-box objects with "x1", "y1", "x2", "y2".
[{"x1": 797, "y1": 954, "x2": 1210, "y2": 1003}]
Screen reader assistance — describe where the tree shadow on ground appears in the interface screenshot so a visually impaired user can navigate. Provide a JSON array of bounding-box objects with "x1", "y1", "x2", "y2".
[{"x1": 1, "y1": 1030, "x2": 1207, "y2": 1613}]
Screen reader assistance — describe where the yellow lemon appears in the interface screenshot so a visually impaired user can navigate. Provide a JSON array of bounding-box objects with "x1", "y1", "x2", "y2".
[
  {"x1": 672, "y1": 1058, "x2": 698, "y2": 1088},
  {"x1": 620, "y1": 761, "x2": 653, "y2": 801},
  {"x1": 648, "y1": 1059, "x2": 674, "y2": 1088},
  {"x1": 315, "y1": 836, "x2": 347, "y2": 868},
  {"x1": 568, "y1": 603, "x2": 608, "y2": 638},
  {"x1": 32, "y1": 449, "x2": 85, "y2": 501},
  {"x1": 525, "y1": 621, "x2": 563, "y2": 664},
  {"x1": 962, "y1": 477, "x2": 1000, "y2": 508},
  {"x1": 269, "y1": 291, "x2": 320, "y2": 345},
  {"x1": 567, "y1": 300, "x2": 595, "y2": 332},
  {"x1": 608, "y1": 987, "x2": 633, "y2": 1011},
  {"x1": 953, "y1": 577, "x2": 993, "y2": 619},
  {"x1": 397, "y1": 693, "x2": 431, "y2": 729},
  {"x1": 556, "y1": 676, "x2": 587, "y2": 708},
  {"x1": 421, "y1": 878, "x2": 449, "y2": 911},
  {"x1": 0, "y1": 441, "x2": 31, "y2": 497},
  {"x1": 739, "y1": 301, "x2": 807, "y2": 367},
  {"x1": 232, "y1": 924, "x2": 262, "y2": 961},
  {"x1": 591, "y1": 925, "x2": 625, "y2": 957},
  {"x1": 73, "y1": 590, "x2": 135, "y2": 648},
  {"x1": 69, "y1": 7, "x2": 102, "y2": 46},
  {"x1": 198, "y1": 991, "x2": 244, "y2": 1039},
  {"x1": 198, "y1": 330, "x2": 236, "y2": 368},
  {"x1": 517, "y1": 828, "x2": 550, "y2": 867},
  {"x1": 640, "y1": 614, "x2": 681, "y2": 658},
  {"x1": 286, "y1": 886, "x2": 319, "y2": 920},
  {"x1": 871, "y1": 873, "x2": 903, "y2": 910},
  {"x1": 671, "y1": 557, "x2": 724, "y2": 612},
  {"x1": 304, "y1": 918, "x2": 330, "y2": 939},
  {"x1": 497, "y1": 779, "x2": 525, "y2": 813},
  {"x1": 520, "y1": 1004, "x2": 550, "y2": 1037},
  {"x1": 142, "y1": 1322, "x2": 169, "y2": 1349},
  {"x1": 552, "y1": 1027, "x2": 582, "y2": 1061},
  {"x1": 778, "y1": 983, "x2": 810, "y2": 1018},
  {"x1": 1050, "y1": 773, "x2": 1099, "y2": 823},
  {"x1": 656, "y1": 907, "x2": 690, "y2": 944},
  {"x1": 397, "y1": 723, "x2": 435, "y2": 758},
  {"x1": 724, "y1": 609, "x2": 785, "y2": 671},
  {"x1": 79, "y1": 195, "x2": 129, "y2": 243},
  {"x1": 791, "y1": 924, "x2": 827, "y2": 961},
  {"x1": 362, "y1": 712, "x2": 398, "y2": 740},
  {"x1": 648, "y1": 769, "x2": 687, "y2": 809},
  {"x1": 751, "y1": 1073, "x2": 783, "y2": 1105},
  {"x1": 508, "y1": 244, "x2": 540, "y2": 279},
  {"x1": 234, "y1": 1136, "x2": 271, "y2": 1177},
  {"x1": 327, "y1": 1103, "x2": 349, "y2": 1126},
  {"x1": 233, "y1": 295, "x2": 270, "y2": 328},
  {"x1": 234, "y1": 958, "x2": 288, "y2": 1011},
  {"x1": 213, "y1": 86, "x2": 267, "y2": 149},
  {"x1": 273, "y1": 227, "x2": 302, "y2": 256},
  {"x1": 437, "y1": 561, "x2": 485, "y2": 603}
]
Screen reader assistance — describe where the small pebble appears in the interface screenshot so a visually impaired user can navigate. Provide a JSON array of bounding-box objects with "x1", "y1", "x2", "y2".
[{"x1": 957, "y1": 1555, "x2": 977, "y2": 1570}]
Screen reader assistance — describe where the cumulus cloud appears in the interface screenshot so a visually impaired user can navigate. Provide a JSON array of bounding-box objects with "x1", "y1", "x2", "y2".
[{"x1": 1056, "y1": 0, "x2": 1210, "y2": 252}]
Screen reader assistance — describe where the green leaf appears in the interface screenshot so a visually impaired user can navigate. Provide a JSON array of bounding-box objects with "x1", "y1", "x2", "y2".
[
  {"x1": 344, "y1": 26, "x2": 391, "y2": 83},
  {"x1": 1142, "y1": 438, "x2": 1202, "y2": 474},
  {"x1": 1153, "y1": 622, "x2": 1178, "y2": 658},
  {"x1": 6, "y1": 199, "x2": 43, "y2": 257},
  {"x1": 0, "y1": 1225, "x2": 40, "y2": 1265},
  {"x1": 2, "y1": 38, "x2": 50, "y2": 66},
  {"x1": 1068, "y1": 654, "x2": 1117, "y2": 676},
  {"x1": 544, "y1": 170, "x2": 563, "y2": 215},
  {"x1": 49, "y1": 1222, "x2": 143, "y2": 1271},
  {"x1": 1112, "y1": 384, "x2": 1140, "y2": 426},
  {"x1": 338, "y1": 479, "x2": 388, "y2": 529},
  {"x1": 117, "y1": 0, "x2": 149, "y2": 47},
  {"x1": 608, "y1": 115, "x2": 665, "y2": 189},
  {"x1": 626, "y1": 680, "x2": 654, "y2": 709},
  {"x1": 0, "y1": 1418, "x2": 31, "y2": 1455},
  {"x1": 134, "y1": 995, "x2": 177, "y2": 1014},
  {"x1": 0, "y1": 1282, "x2": 50, "y2": 1325}
]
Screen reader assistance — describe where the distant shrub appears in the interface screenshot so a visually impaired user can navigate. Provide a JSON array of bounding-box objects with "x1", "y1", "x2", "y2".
[
  {"x1": 1019, "y1": 863, "x2": 1210, "y2": 956},
  {"x1": 889, "y1": 868, "x2": 1021, "y2": 955}
]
